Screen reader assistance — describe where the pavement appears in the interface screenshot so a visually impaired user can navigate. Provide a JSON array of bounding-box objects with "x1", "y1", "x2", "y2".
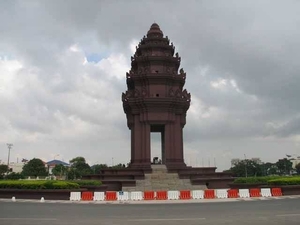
[
  {"x1": 1, "y1": 197, "x2": 300, "y2": 225},
  {"x1": 1, "y1": 195, "x2": 300, "y2": 204}
]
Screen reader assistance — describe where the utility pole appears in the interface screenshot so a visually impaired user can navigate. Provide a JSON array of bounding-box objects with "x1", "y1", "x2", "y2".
[
  {"x1": 7, "y1": 143, "x2": 13, "y2": 173},
  {"x1": 244, "y1": 154, "x2": 248, "y2": 178}
]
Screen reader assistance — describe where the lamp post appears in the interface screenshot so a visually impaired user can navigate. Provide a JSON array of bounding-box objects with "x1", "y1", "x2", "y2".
[
  {"x1": 244, "y1": 154, "x2": 248, "y2": 178},
  {"x1": 7, "y1": 143, "x2": 13, "y2": 173},
  {"x1": 93, "y1": 161, "x2": 99, "y2": 174}
]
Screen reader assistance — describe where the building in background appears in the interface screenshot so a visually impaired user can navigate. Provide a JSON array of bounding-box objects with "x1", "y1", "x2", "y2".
[
  {"x1": 8, "y1": 162, "x2": 26, "y2": 173},
  {"x1": 231, "y1": 157, "x2": 262, "y2": 167},
  {"x1": 46, "y1": 159, "x2": 70, "y2": 175},
  {"x1": 290, "y1": 158, "x2": 300, "y2": 169}
]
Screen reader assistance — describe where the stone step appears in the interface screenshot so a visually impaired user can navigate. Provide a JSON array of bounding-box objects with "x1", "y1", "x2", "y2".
[{"x1": 122, "y1": 169, "x2": 207, "y2": 192}]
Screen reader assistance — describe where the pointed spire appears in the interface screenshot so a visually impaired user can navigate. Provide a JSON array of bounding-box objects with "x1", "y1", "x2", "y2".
[{"x1": 147, "y1": 23, "x2": 163, "y2": 38}]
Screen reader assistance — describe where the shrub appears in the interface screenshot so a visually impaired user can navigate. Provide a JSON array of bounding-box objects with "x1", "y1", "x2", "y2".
[
  {"x1": 233, "y1": 176, "x2": 280, "y2": 184},
  {"x1": 0, "y1": 180, "x2": 80, "y2": 189},
  {"x1": 268, "y1": 177, "x2": 300, "y2": 185},
  {"x1": 70, "y1": 180, "x2": 102, "y2": 186},
  {"x1": 51, "y1": 182, "x2": 79, "y2": 189},
  {"x1": 4, "y1": 172, "x2": 25, "y2": 180}
]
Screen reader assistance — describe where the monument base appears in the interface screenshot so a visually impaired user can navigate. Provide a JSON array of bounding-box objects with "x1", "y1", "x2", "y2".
[{"x1": 83, "y1": 164, "x2": 234, "y2": 191}]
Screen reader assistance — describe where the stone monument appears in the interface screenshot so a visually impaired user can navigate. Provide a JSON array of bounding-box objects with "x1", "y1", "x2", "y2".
[
  {"x1": 122, "y1": 23, "x2": 190, "y2": 169},
  {"x1": 84, "y1": 23, "x2": 233, "y2": 191}
]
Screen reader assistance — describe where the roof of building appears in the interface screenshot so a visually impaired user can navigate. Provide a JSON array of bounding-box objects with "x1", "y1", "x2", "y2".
[{"x1": 46, "y1": 159, "x2": 69, "y2": 166}]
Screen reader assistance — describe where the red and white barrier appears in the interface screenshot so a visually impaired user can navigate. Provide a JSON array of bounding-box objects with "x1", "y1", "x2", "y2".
[
  {"x1": 168, "y1": 190, "x2": 179, "y2": 200},
  {"x1": 130, "y1": 191, "x2": 143, "y2": 200},
  {"x1": 69, "y1": 188, "x2": 283, "y2": 202}
]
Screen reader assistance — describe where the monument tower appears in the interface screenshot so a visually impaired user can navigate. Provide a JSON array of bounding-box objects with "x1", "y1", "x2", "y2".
[
  {"x1": 122, "y1": 23, "x2": 191, "y2": 169},
  {"x1": 84, "y1": 23, "x2": 233, "y2": 190}
]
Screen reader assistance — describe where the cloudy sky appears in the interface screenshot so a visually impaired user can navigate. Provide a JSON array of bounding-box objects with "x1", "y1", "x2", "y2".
[{"x1": 1, "y1": 0, "x2": 300, "y2": 170}]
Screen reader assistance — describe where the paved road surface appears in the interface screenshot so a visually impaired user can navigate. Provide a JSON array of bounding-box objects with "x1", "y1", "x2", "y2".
[{"x1": 0, "y1": 199, "x2": 299, "y2": 225}]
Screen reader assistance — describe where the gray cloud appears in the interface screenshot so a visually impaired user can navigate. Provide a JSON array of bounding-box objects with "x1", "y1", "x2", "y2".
[{"x1": 1, "y1": 0, "x2": 300, "y2": 170}]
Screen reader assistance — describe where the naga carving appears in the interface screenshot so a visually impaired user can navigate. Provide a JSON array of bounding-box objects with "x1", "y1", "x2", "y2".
[{"x1": 182, "y1": 89, "x2": 191, "y2": 101}]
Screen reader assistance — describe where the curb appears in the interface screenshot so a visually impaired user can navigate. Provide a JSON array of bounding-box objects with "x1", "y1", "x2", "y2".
[{"x1": 1, "y1": 196, "x2": 300, "y2": 205}]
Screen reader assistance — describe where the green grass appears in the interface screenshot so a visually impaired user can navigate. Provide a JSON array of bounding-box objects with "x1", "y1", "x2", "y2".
[
  {"x1": 233, "y1": 176, "x2": 280, "y2": 184},
  {"x1": 0, "y1": 180, "x2": 80, "y2": 189},
  {"x1": 69, "y1": 180, "x2": 102, "y2": 186},
  {"x1": 234, "y1": 176, "x2": 300, "y2": 185},
  {"x1": 268, "y1": 177, "x2": 300, "y2": 185}
]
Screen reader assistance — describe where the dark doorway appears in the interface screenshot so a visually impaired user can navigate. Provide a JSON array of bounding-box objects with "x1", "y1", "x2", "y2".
[{"x1": 150, "y1": 125, "x2": 165, "y2": 164}]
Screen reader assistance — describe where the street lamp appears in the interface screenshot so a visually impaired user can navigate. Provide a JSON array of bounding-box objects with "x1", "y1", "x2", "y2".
[
  {"x1": 7, "y1": 143, "x2": 13, "y2": 173},
  {"x1": 93, "y1": 161, "x2": 99, "y2": 174},
  {"x1": 244, "y1": 154, "x2": 248, "y2": 178}
]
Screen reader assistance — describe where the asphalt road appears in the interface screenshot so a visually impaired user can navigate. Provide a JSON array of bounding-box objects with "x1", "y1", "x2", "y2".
[{"x1": 0, "y1": 199, "x2": 300, "y2": 225}]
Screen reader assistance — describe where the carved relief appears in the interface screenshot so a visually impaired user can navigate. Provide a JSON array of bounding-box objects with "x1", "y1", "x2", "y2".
[
  {"x1": 175, "y1": 89, "x2": 181, "y2": 98},
  {"x1": 166, "y1": 66, "x2": 171, "y2": 73},
  {"x1": 141, "y1": 86, "x2": 148, "y2": 97},
  {"x1": 182, "y1": 89, "x2": 191, "y2": 102},
  {"x1": 168, "y1": 88, "x2": 175, "y2": 97},
  {"x1": 144, "y1": 66, "x2": 149, "y2": 73},
  {"x1": 170, "y1": 89, "x2": 191, "y2": 101},
  {"x1": 122, "y1": 90, "x2": 134, "y2": 102},
  {"x1": 127, "y1": 90, "x2": 133, "y2": 98},
  {"x1": 134, "y1": 89, "x2": 140, "y2": 97},
  {"x1": 122, "y1": 92, "x2": 126, "y2": 101}
]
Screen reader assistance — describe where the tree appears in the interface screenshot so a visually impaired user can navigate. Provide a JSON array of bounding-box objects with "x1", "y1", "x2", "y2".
[
  {"x1": 0, "y1": 165, "x2": 9, "y2": 176},
  {"x1": 276, "y1": 158, "x2": 293, "y2": 175},
  {"x1": 68, "y1": 157, "x2": 92, "y2": 179},
  {"x1": 295, "y1": 163, "x2": 300, "y2": 175},
  {"x1": 110, "y1": 163, "x2": 125, "y2": 169},
  {"x1": 70, "y1": 157, "x2": 86, "y2": 165},
  {"x1": 22, "y1": 158, "x2": 48, "y2": 177},
  {"x1": 229, "y1": 159, "x2": 263, "y2": 177},
  {"x1": 51, "y1": 164, "x2": 67, "y2": 176},
  {"x1": 91, "y1": 164, "x2": 108, "y2": 174},
  {"x1": 261, "y1": 162, "x2": 278, "y2": 176}
]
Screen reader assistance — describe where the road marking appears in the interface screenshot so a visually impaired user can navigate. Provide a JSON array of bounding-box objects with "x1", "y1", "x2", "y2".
[
  {"x1": 0, "y1": 218, "x2": 58, "y2": 221},
  {"x1": 276, "y1": 214, "x2": 300, "y2": 217},
  {"x1": 128, "y1": 218, "x2": 206, "y2": 221}
]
